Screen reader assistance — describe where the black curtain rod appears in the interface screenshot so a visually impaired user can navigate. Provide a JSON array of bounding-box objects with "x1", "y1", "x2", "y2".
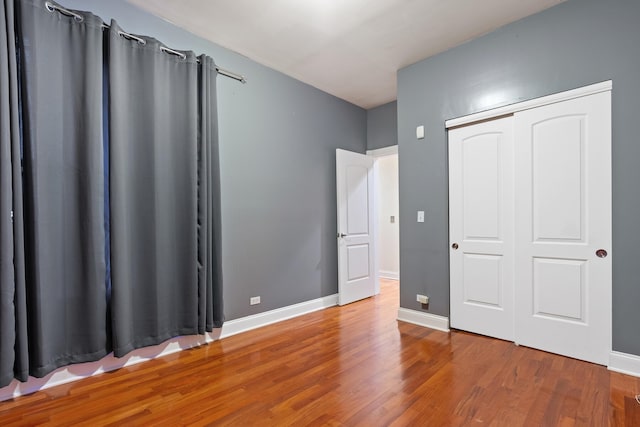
[{"x1": 44, "y1": 1, "x2": 247, "y2": 84}]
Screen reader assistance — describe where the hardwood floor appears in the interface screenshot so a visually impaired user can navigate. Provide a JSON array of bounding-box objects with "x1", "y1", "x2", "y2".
[{"x1": 1, "y1": 278, "x2": 639, "y2": 426}]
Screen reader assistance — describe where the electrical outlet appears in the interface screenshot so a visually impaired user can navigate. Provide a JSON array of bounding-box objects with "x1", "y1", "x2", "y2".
[
  {"x1": 250, "y1": 296, "x2": 261, "y2": 305},
  {"x1": 416, "y1": 294, "x2": 429, "y2": 304}
]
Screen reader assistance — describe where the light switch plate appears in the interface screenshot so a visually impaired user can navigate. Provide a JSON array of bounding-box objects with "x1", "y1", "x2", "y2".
[
  {"x1": 416, "y1": 125, "x2": 425, "y2": 139},
  {"x1": 417, "y1": 211, "x2": 425, "y2": 222}
]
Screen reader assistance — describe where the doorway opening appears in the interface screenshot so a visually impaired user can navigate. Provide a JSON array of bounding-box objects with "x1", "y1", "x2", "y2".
[{"x1": 368, "y1": 146, "x2": 399, "y2": 302}]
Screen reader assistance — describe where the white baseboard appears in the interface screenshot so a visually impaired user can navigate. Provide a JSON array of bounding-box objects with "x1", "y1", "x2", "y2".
[
  {"x1": 397, "y1": 308, "x2": 450, "y2": 332},
  {"x1": 609, "y1": 351, "x2": 640, "y2": 377},
  {"x1": 0, "y1": 293, "x2": 338, "y2": 402},
  {"x1": 379, "y1": 270, "x2": 399, "y2": 280},
  {"x1": 220, "y1": 294, "x2": 338, "y2": 339},
  {"x1": 395, "y1": 314, "x2": 640, "y2": 377}
]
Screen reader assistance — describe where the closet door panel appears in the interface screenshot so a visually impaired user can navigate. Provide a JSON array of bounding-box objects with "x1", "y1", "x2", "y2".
[
  {"x1": 449, "y1": 117, "x2": 515, "y2": 341},
  {"x1": 531, "y1": 116, "x2": 584, "y2": 242},
  {"x1": 514, "y1": 91, "x2": 611, "y2": 365}
]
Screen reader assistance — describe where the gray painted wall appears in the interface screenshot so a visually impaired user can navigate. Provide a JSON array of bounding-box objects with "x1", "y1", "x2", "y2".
[
  {"x1": 367, "y1": 101, "x2": 398, "y2": 151},
  {"x1": 62, "y1": 0, "x2": 367, "y2": 321},
  {"x1": 397, "y1": 0, "x2": 640, "y2": 355}
]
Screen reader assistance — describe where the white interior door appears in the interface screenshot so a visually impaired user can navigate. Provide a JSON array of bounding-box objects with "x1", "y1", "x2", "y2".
[
  {"x1": 336, "y1": 149, "x2": 376, "y2": 305},
  {"x1": 514, "y1": 92, "x2": 611, "y2": 365},
  {"x1": 449, "y1": 117, "x2": 515, "y2": 341}
]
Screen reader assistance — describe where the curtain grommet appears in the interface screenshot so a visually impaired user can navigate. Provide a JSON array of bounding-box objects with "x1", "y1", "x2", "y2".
[
  {"x1": 117, "y1": 30, "x2": 146, "y2": 46},
  {"x1": 44, "y1": 2, "x2": 84, "y2": 22}
]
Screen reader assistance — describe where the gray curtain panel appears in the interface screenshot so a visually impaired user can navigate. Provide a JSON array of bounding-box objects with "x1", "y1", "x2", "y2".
[
  {"x1": 197, "y1": 55, "x2": 224, "y2": 332},
  {"x1": 108, "y1": 21, "x2": 201, "y2": 357},
  {"x1": 1, "y1": 2, "x2": 224, "y2": 386},
  {"x1": 0, "y1": 0, "x2": 28, "y2": 388},
  {"x1": 14, "y1": 0, "x2": 108, "y2": 378}
]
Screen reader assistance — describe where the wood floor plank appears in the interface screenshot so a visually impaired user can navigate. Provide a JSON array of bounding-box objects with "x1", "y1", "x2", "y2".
[{"x1": 1, "y1": 279, "x2": 639, "y2": 426}]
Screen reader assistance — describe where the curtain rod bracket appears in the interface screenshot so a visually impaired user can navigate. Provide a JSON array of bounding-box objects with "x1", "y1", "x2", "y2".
[{"x1": 216, "y1": 67, "x2": 246, "y2": 84}]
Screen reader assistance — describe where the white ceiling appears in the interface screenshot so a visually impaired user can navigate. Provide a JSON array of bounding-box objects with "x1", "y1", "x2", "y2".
[{"x1": 127, "y1": 0, "x2": 566, "y2": 109}]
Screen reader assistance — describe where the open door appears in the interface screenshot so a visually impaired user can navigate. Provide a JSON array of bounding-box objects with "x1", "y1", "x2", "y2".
[{"x1": 336, "y1": 149, "x2": 376, "y2": 305}]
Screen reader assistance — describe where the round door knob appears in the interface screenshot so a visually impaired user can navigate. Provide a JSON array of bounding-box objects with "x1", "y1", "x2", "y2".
[
  {"x1": 596, "y1": 249, "x2": 608, "y2": 258},
  {"x1": 452, "y1": 243, "x2": 459, "y2": 250}
]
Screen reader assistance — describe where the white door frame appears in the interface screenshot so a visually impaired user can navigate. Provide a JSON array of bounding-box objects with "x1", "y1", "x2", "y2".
[
  {"x1": 445, "y1": 81, "x2": 612, "y2": 128},
  {"x1": 367, "y1": 145, "x2": 399, "y2": 294}
]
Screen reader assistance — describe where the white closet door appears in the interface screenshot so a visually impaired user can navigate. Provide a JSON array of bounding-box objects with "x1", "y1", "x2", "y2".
[
  {"x1": 514, "y1": 92, "x2": 611, "y2": 365},
  {"x1": 449, "y1": 117, "x2": 515, "y2": 341}
]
